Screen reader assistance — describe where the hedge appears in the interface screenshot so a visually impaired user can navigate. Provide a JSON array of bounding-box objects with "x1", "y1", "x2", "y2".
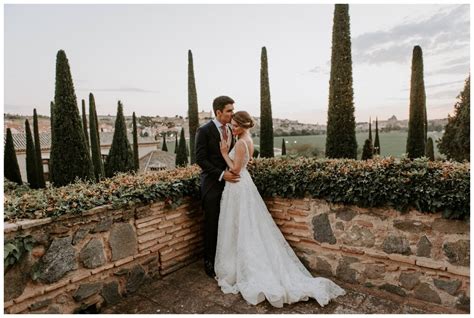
[{"x1": 4, "y1": 157, "x2": 469, "y2": 221}]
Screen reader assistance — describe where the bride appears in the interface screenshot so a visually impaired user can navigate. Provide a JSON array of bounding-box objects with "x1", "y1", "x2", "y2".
[{"x1": 214, "y1": 110, "x2": 346, "y2": 308}]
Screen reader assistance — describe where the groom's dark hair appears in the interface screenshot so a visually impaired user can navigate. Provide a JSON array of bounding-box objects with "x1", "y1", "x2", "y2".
[{"x1": 213, "y1": 96, "x2": 235, "y2": 116}]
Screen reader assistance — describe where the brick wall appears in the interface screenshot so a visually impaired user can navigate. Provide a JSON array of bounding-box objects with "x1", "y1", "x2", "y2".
[
  {"x1": 264, "y1": 197, "x2": 470, "y2": 312},
  {"x1": 4, "y1": 196, "x2": 470, "y2": 313},
  {"x1": 4, "y1": 199, "x2": 203, "y2": 314}
]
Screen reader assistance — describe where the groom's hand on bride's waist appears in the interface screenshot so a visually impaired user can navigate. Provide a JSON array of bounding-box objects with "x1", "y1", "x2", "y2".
[{"x1": 223, "y1": 170, "x2": 240, "y2": 183}]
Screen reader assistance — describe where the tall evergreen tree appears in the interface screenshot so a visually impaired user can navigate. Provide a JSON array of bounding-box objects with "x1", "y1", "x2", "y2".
[
  {"x1": 25, "y1": 119, "x2": 38, "y2": 188},
  {"x1": 438, "y1": 75, "x2": 470, "y2": 161},
  {"x1": 105, "y1": 101, "x2": 135, "y2": 177},
  {"x1": 33, "y1": 109, "x2": 45, "y2": 188},
  {"x1": 4, "y1": 128, "x2": 23, "y2": 184},
  {"x1": 325, "y1": 4, "x2": 357, "y2": 159},
  {"x1": 81, "y1": 99, "x2": 90, "y2": 154},
  {"x1": 260, "y1": 46, "x2": 274, "y2": 158},
  {"x1": 368, "y1": 117, "x2": 372, "y2": 141},
  {"x1": 132, "y1": 112, "x2": 139, "y2": 171},
  {"x1": 424, "y1": 99, "x2": 428, "y2": 143},
  {"x1": 188, "y1": 50, "x2": 199, "y2": 164},
  {"x1": 162, "y1": 133, "x2": 168, "y2": 152},
  {"x1": 253, "y1": 149, "x2": 260, "y2": 158},
  {"x1": 406, "y1": 45, "x2": 426, "y2": 159},
  {"x1": 49, "y1": 101, "x2": 55, "y2": 182},
  {"x1": 89, "y1": 93, "x2": 104, "y2": 181},
  {"x1": 426, "y1": 137, "x2": 435, "y2": 161},
  {"x1": 361, "y1": 139, "x2": 374, "y2": 160},
  {"x1": 374, "y1": 117, "x2": 380, "y2": 155},
  {"x1": 281, "y1": 138, "x2": 286, "y2": 156},
  {"x1": 174, "y1": 133, "x2": 178, "y2": 154},
  {"x1": 50, "y1": 50, "x2": 94, "y2": 186},
  {"x1": 175, "y1": 128, "x2": 188, "y2": 167}
]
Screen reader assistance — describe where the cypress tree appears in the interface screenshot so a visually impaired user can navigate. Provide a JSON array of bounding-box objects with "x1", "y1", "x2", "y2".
[
  {"x1": 33, "y1": 109, "x2": 45, "y2": 188},
  {"x1": 50, "y1": 50, "x2": 94, "y2": 186},
  {"x1": 368, "y1": 117, "x2": 372, "y2": 141},
  {"x1": 132, "y1": 112, "x2": 139, "y2": 171},
  {"x1": 81, "y1": 99, "x2": 90, "y2": 154},
  {"x1": 260, "y1": 46, "x2": 274, "y2": 158},
  {"x1": 253, "y1": 149, "x2": 260, "y2": 158},
  {"x1": 89, "y1": 93, "x2": 104, "y2": 181},
  {"x1": 361, "y1": 139, "x2": 374, "y2": 160},
  {"x1": 175, "y1": 128, "x2": 188, "y2": 167},
  {"x1": 188, "y1": 50, "x2": 199, "y2": 164},
  {"x1": 25, "y1": 119, "x2": 38, "y2": 188},
  {"x1": 426, "y1": 137, "x2": 435, "y2": 161},
  {"x1": 4, "y1": 128, "x2": 23, "y2": 184},
  {"x1": 105, "y1": 101, "x2": 135, "y2": 177},
  {"x1": 374, "y1": 117, "x2": 380, "y2": 155},
  {"x1": 281, "y1": 138, "x2": 286, "y2": 156},
  {"x1": 174, "y1": 133, "x2": 178, "y2": 154},
  {"x1": 424, "y1": 99, "x2": 428, "y2": 143},
  {"x1": 438, "y1": 75, "x2": 470, "y2": 161},
  {"x1": 325, "y1": 4, "x2": 357, "y2": 159},
  {"x1": 406, "y1": 45, "x2": 426, "y2": 159},
  {"x1": 162, "y1": 133, "x2": 168, "y2": 151},
  {"x1": 49, "y1": 101, "x2": 55, "y2": 182},
  {"x1": 186, "y1": 141, "x2": 190, "y2": 158}
]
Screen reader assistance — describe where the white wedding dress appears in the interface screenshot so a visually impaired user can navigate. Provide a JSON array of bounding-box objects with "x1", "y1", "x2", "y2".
[{"x1": 215, "y1": 140, "x2": 346, "y2": 308}]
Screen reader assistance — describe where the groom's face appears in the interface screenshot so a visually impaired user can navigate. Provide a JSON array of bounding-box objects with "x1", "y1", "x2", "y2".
[{"x1": 218, "y1": 104, "x2": 234, "y2": 124}]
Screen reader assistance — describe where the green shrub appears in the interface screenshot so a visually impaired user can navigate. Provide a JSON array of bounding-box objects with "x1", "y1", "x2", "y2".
[{"x1": 4, "y1": 157, "x2": 469, "y2": 221}]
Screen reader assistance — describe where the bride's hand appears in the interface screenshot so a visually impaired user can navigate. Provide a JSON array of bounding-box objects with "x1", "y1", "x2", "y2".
[{"x1": 220, "y1": 139, "x2": 230, "y2": 155}]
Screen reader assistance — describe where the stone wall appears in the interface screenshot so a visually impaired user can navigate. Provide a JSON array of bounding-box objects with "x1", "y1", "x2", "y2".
[
  {"x1": 4, "y1": 199, "x2": 203, "y2": 314},
  {"x1": 4, "y1": 196, "x2": 470, "y2": 313},
  {"x1": 263, "y1": 197, "x2": 470, "y2": 312}
]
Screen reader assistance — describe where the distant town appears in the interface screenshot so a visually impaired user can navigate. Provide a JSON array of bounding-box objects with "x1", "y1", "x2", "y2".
[{"x1": 4, "y1": 111, "x2": 448, "y2": 139}]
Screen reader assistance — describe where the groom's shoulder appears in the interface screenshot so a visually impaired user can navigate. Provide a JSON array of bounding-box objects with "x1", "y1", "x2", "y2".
[{"x1": 199, "y1": 120, "x2": 214, "y2": 131}]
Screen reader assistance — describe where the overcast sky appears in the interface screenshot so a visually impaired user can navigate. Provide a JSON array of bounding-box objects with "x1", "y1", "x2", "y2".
[{"x1": 4, "y1": 3, "x2": 470, "y2": 124}]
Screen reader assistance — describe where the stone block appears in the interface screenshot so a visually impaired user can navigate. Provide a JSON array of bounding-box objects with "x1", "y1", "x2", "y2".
[
  {"x1": 312, "y1": 213, "x2": 336, "y2": 244},
  {"x1": 382, "y1": 234, "x2": 411, "y2": 255},
  {"x1": 413, "y1": 283, "x2": 441, "y2": 304},
  {"x1": 433, "y1": 278, "x2": 461, "y2": 295},
  {"x1": 73, "y1": 282, "x2": 102, "y2": 302},
  {"x1": 38, "y1": 236, "x2": 77, "y2": 283},
  {"x1": 80, "y1": 238, "x2": 106, "y2": 269},
  {"x1": 109, "y1": 223, "x2": 137, "y2": 261},
  {"x1": 443, "y1": 240, "x2": 470, "y2": 266}
]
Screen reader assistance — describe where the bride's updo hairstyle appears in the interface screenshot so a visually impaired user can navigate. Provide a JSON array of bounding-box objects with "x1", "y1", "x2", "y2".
[{"x1": 232, "y1": 111, "x2": 255, "y2": 129}]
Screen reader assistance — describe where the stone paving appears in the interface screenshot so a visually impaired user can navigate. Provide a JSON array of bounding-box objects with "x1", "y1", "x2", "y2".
[{"x1": 101, "y1": 259, "x2": 456, "y2": 314}]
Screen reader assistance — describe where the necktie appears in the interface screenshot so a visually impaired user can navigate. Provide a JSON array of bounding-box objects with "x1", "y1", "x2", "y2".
[{"x1": 221, "y1": 125, "x2": 228, "y2": 141}]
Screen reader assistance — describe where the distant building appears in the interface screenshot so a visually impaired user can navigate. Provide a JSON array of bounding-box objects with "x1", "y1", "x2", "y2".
[
  {"x1": 139, "y1": 150, "x2": 176, "y2": 172},
  {"x1": 7, "y1": 131, "x2": 161, "y2": 182}
]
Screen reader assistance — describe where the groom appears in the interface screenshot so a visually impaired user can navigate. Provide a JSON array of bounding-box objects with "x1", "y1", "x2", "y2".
[{"x1": 195, "y1": 95, "x2": 240, "y2": 277}]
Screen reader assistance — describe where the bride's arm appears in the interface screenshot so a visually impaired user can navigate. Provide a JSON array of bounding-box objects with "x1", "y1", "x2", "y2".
[{"x1": 220, "y1": 140, "x2": 246, "y2": 175}]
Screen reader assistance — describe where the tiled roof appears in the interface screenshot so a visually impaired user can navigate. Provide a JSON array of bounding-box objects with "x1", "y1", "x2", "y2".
[
  {"x1": 139, "y1": 150, "x2": 176, "y2": 172},
  {"x1": 6, "y1": 131, "x2": 157, "y2": 152}
]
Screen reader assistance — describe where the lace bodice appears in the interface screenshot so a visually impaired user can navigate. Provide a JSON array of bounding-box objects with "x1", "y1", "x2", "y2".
[{"x1": 228, "y1": 140, "x2": 251, "y2": 170}]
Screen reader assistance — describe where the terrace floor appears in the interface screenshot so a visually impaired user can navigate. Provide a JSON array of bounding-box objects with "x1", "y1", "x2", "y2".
[{"x1": 101, "y1": 259, "x2": 458, "y2": 314}]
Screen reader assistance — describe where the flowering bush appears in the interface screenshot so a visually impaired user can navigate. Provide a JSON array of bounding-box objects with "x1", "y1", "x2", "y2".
[{"x1": 4, "y1": 156, "x2": 469, "y2": 221}]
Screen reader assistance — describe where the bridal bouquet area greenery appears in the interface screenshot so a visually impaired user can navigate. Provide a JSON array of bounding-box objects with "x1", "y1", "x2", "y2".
[{"x1": 5, "y1": 157, "x2": 469, "y2": 222}]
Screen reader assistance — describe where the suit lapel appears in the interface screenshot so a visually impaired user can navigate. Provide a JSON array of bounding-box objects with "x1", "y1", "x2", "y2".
[{"x1": 209, "y1": 120, "x2": 221, "y2": 141}]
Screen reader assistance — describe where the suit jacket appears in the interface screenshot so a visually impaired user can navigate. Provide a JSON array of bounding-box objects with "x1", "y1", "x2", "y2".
[{"x1": 195, "y1": 120, "x2": 235, "y2": 200}]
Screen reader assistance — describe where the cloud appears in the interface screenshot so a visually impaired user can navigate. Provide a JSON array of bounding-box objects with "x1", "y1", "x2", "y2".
[
  {"x1": 308, "y1": 65, "x2": 329, "y2": 75},
  {"x1": 352, "y1": 5, "x2": 469, "y2": 65},
  {"x1": 426, "y1": 63, "x2": 470, "y2": 76},
  {"x1": 427, "y1": 89, "x2": 460, "y2": 99},
  {"x1": 77, "y1": 87, "x2": 159, "y2": 93}
]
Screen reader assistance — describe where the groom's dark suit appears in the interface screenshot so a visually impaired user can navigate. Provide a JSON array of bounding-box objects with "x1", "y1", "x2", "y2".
[{"x1": 195, "y1": 120, "x2": 235, "y2": 275}]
